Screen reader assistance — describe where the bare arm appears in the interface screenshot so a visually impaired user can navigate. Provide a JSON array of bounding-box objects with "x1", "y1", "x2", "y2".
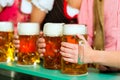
[
  {"x1": 30, "y1": 0, "x2": 55, "y2": 23},
  {"x1": 30, "y1": 4, "x2": 46, "y2": 23},
  {"x1": 78, "y1": 34, "x2": 120, "y2": 69},
  {"x1": 66, "y1": 0, "x2": 82, "y2": 9},
  {"x1": 77, "y1": 34, "x2": 120, "y2": 69},
  {"x1": 92, "y1": 50, "x2": 120, "y2": 68},
  {"x1": 60, "y1": 34, "x2": 120, "y2": 69}
]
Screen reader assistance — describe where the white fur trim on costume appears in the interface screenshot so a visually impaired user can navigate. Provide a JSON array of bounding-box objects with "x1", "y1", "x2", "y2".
[
  {"x1": 7, "y1": 0, "x2": 14, "y2": 6},
  {"x1": 32, "y1": 0, "x2": 54, "y2": 13},
  {"x1": 0, "y1": 0, "x2": 14, "y2": 7},
  {"x1": 67, "y1": 5, "x2": 79, "y2": 17},
  {"x1": 21, "y1": 0, "x2": 32, "y2": 14}
]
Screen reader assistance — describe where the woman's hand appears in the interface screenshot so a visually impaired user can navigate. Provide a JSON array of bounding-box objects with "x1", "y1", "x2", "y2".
[
  {"x1": 37, "y1": 32, "x2": 46, "y2": 57},
  {"x1": 78, "y1": 35, "x2": 120, "y2": 72},
  {"x1": 60, "y1": 34, "x2": 94, "y2": 64},
  {"x1": 77, "y1": 34, "x2": 94, "y2": 64},
  {"x1": 60, "y1": 42, "x2": 78, "y2": 63},
  {"x1": 13, "y1": 32, "x2": 46, "y2": 58}
]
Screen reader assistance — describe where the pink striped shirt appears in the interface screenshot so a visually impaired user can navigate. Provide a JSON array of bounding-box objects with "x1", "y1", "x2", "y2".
[{"x1": 78, "y1": 0, "x2": 120, "y2": 51}]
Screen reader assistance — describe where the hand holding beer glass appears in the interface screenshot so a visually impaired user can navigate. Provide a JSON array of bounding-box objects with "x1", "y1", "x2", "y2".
[
  {"x1": 17, "y1": 22, "x2": 40, "y2": 65},
  {"x1": 61, "y1": 24, "x2": 88, "y2": 75},
  {"x1": 0, "y1": 22, "x2": 14, "y2": 63},
  {"x1": 43, "y1": 23, "x2": 64, "y2": 69}
]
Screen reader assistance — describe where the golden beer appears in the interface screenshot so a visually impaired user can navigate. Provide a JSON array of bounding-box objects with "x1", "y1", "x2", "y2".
[
  {"x1": 43, "y1": 23, "x2": 64, "y2": 69},
  {"x1": 61, "y1": 24, "x2": 88, "y2": 75},
  {"x1": 17, "y1": 23, "x2": 40, "y2": 65},
  {"x1": 0, "y1": 22, "x2": 14, "y2": 62}
]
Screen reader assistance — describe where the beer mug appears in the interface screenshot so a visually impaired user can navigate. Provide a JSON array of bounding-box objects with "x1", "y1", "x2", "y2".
[
  {"x1": 0, "y1": 22, "x2": 14, "y2": 63},
  {"x1": 43, "y1": 23, "x2": 64, "y2": 69},
  {"x1": 17, "y1": 22, "x2": 40, "y2": 65},
  {"x1": 61, "y1": 24, "x2": 88, "y2": 75}
]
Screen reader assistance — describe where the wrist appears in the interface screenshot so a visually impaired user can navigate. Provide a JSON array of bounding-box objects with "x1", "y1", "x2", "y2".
[
  {"x1": 91, "y1": 50, "x2": 105, "y2": 64},
  {"x1": 87, "y1": 49, "x2": 96, "y2": 64}
]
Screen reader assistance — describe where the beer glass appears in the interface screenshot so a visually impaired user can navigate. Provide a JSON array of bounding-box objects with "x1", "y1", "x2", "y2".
[
  {"x1": 61, "y1": 24, "x2": 88, "y2": 75},
  {"x1": 0, "y1": 22, "x2": 14, "y2": 63},
  {"x1": 43, "y1": 23, "x2": 64, "y2": 69},
  {"x1": 17, "y1": 22, "x2": 40, "y2": 65}
]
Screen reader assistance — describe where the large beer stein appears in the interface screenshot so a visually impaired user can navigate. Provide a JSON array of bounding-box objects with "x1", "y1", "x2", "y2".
[
  {"x1": 17, "y1": 23, "x2": 40, "y2": 65},
  {"x1": 43, "y1": 23, "x2": 64, "y2": 69},
  {"x1": 61, "y1": 24, "x2": 88, "y2": 75},
  {"x1": 0, "y1": 22, "x2": 14, "y2": 63}
]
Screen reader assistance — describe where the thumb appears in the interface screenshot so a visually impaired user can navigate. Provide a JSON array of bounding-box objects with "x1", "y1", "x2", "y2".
[{"x1": 39, "y1": 31, "x2": 44, "y2": 37}]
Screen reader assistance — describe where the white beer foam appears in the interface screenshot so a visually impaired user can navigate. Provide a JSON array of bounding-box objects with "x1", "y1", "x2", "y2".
[
  {"x1": 43, "y1": 23, "x2": 64, "y2": 36},
  {"x1": 18, "y1": 23, "x2": 40, "y2": 35},
  {"x1": 63, "y1": 24, "x2": 87, "y2": 35},
  {"x1": 0, "y1": 22, "x2": 13, "y2": 32}
]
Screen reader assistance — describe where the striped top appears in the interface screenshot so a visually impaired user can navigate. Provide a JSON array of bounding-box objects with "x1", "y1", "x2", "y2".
[{"x1": 78, "y1": 0, "x2": 120, "y2": 51}]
